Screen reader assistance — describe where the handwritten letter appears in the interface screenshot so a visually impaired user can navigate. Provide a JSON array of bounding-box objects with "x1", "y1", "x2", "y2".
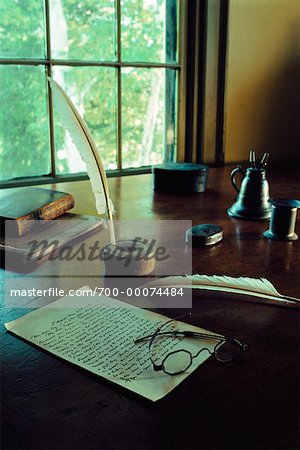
[{"x1": 5, "y1": 289, "x2": 217, "y2": 401}]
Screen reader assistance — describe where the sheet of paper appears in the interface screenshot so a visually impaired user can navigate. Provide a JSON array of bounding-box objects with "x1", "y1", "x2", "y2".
[{"x1": 5, "y1": 288, "x2": 219, "y2": 401}]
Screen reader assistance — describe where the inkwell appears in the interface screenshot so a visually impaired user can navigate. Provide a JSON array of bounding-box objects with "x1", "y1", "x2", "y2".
[
  {"x1": 103, "y1": 237, "x2": 156, "y2": 277},
  {"x1": 228, "y1": 150, "x2": 271, "y2": 221}
]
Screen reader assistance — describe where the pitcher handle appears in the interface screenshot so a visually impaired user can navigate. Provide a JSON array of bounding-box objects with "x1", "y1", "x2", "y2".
[{"x1": 230, "y1": 166, "x2": 245, "y2": 193}]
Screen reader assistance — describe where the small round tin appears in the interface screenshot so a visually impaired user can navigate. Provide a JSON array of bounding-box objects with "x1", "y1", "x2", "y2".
[
  {"x1": 152, "y1": 162, "x2": 209, "y2": 193},
  {"x1": 185, "y1": 224, "x2": 223, "y2": 246}
]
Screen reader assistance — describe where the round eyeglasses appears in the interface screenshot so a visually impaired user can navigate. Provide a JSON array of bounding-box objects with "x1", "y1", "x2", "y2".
[{"x1": 135, "y1": 317, "x2": 248, "y2": 376}]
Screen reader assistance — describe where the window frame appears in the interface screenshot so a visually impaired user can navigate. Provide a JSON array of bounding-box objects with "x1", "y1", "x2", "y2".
[
  {"x1": 0, "y1": 0, "x2": 183, "y2": 188},
  {"x1": 1, "y1": 0, "x2": 228, "y2": 189}
]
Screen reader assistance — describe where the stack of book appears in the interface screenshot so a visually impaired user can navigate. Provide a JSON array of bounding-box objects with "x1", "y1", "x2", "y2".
[
  {"x1": 0, "y1": 188, "x2": 102, "y2": 271},
  {"x1": 1, "y1": 188, "x2": 75, "y2": 237}
]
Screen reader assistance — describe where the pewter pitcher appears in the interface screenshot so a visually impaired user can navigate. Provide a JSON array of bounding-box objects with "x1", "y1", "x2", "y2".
[{"x1": 227, "y1": 166, "x2": 271, "y2": 220}]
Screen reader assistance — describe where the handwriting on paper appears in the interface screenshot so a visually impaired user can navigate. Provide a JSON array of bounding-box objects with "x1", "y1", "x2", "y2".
[
  {"x1": 5, "y1": 290, "x2": 217, "y2": 401},
  {"x1": 32, "y1": 305, "x2": 153, "y2": 381}
]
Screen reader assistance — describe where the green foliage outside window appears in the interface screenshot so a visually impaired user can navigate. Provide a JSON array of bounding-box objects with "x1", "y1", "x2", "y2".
[{"x1": 0, "y1": 0, "x2": 178, "y2": 181}]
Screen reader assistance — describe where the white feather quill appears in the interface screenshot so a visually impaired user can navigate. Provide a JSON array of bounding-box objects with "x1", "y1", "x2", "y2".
[
  {"x1": 144, "y1": 275, "x2": 300, "y2": 308},
  {"x1": 48, "y1": 77, "x2": 115, "y2": 244}
]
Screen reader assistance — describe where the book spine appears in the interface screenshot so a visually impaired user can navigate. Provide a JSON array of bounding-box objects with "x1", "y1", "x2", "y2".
[{"x1": 16, "y1": 194, "x2": 75, "y2": 236}]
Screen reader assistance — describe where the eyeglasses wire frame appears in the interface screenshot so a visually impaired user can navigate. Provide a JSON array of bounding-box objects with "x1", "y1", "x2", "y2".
[{"x1": 135, "y1": 315, "x2": 248, "y2": 376}]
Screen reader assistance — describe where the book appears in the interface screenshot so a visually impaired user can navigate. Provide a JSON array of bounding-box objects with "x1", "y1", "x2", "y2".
[
  {"x1": 0, "y1": 213, "x2": 103, "y2": 272},
  {"x1": 0, "y1": 187, "x2": 74, "y2": 237}
]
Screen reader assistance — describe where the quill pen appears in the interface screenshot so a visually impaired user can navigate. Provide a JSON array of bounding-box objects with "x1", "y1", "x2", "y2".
[
  {"x1": 48, "y1": 77, "x2": 115, "y2": 245},
  {"x1": 144, "y1": 275, "x2": 300, "y2": 308}
]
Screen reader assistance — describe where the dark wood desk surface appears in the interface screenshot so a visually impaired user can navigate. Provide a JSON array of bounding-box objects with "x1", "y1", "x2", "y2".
[{"x1": 1, "y1": 165, "x2": 299, "y2": 449}]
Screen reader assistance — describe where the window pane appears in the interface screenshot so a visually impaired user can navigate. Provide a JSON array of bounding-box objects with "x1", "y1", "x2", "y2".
[
  {"x1": 121, "y1": 68, "x2": 177, "y2": 168},
  {"x1": 0, "y1": 65, "x2": 50, "y2": 180},
  {"x1": 121, "y1": 0, "x2": 178, "y2": 63},
  {"x1": 0, "y1": 0, "x2": 46, "y2": 59},
  {"x1": 50, "y1": 0, "x2": 116, "y2": 61},
  {"x1": 53, "y1": 66, "x2": 117, "y2": 173}
]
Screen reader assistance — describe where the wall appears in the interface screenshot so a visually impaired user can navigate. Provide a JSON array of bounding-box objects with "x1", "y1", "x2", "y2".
[{"x1": 223, "y1": 0, "x2": 300, "y2": 163}]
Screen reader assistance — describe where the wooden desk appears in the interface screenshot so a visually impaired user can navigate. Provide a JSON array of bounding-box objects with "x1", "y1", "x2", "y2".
[{"x1": 1, "y1": 165, "x2": 299, "y2": 449}]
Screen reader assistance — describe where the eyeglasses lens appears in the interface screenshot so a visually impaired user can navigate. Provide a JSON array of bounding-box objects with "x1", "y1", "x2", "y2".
[
  {"x1": 215, "y1": 340, "x2": 241, "y2": 362},
  {"x1": 163, "y1": 350, "x2": 192, "y2": 375}
]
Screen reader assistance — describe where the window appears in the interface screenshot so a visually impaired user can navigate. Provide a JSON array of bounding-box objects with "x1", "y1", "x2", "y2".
[{"x1": 0, "y1": 0, "x2": 180, "y2": 184}]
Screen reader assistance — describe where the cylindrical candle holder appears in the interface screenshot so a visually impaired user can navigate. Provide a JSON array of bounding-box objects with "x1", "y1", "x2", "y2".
[{"x1": 263, "y1": 199, "x2": 300, "y2": 241}]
